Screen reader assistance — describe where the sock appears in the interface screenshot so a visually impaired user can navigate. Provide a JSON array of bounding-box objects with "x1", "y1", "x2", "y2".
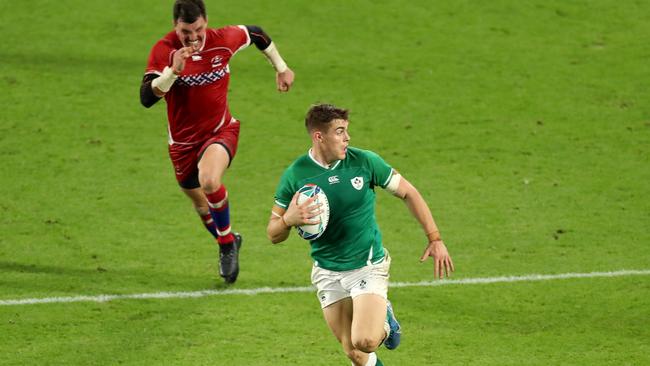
[
  {"x1": 351, "y1": 352, "x2": 380, "y2": 366},
  {"x1": 200, "y1": 213, "x2": 219, "y2": 239},
  {"x1": 365, "y1": 352, "x2": 377, "y2": 366},
  {"x1": 205, "y1": 185, "x2": 235, "y2": 245},
  {"x1": 384, "y1": 318, "x2": 391, "y2": 339}
]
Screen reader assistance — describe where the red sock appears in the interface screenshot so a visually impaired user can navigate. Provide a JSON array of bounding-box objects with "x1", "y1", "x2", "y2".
[
  {"x1": 200, "y1": 213, "x2": 219, "y2": 240},
  {"x1": 205, "y1": 185, "x2": 234, "y2": 245}
]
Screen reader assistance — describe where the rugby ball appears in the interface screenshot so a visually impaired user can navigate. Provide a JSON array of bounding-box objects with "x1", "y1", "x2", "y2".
[{"x1": 296, "y1": 184, "x2": 330, "y2": 240}]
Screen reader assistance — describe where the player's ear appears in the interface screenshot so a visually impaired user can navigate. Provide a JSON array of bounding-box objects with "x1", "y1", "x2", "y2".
[{"x1": 312, "y1": 130, "x2": 322, "y2": 142}]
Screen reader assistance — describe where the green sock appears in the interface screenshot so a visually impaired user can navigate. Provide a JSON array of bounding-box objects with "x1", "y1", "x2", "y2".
[{"x1": 375, "y1": 358, "x2": 384, "y2": 366}]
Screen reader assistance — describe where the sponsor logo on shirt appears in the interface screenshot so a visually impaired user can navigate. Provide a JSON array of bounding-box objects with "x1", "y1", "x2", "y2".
[
  {"x1": 351, "y1": 176, "x2": 364, "y2": 190},
  {"x1": 211, "y1": 56, "x2": 222, "y2": 68},
  {"x1": 328, "y1": 175, "x2": 340, "y2": 184}
]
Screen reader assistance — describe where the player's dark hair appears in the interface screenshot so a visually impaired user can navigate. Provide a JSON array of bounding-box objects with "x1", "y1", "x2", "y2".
[
  {"x1": 173, "y1": 0, "x2": 206, "y2": 23},
  {"x1": 305, "y1": 104, "x2": 349, "y2": 132}
]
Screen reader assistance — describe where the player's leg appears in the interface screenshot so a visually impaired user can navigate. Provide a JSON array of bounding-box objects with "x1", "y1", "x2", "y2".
[
  {"x1": 197, "y1": 141, "x2": 241, "y2": 283},
  {"x1": 313, "y1": 266, "x2": 381, "y2": 366},
  {"x1": 180, "y1": 186, "x2": 219, "y2": 238},
  {"x1": 170, "y1": 144, "x2": 222, "y2": 243},
  {"x1": 198, "y1": 143, "x2": 235, "y2": 244},
  {"x1": 347, "y1": 252, "x2": 399, "y2": 355},
  {"x1": 351, "y1": 294, "x2": 388, "y2": 353},
  {"x1": 197, "y1": 121, "x2": 241, "y2": 246},
  {"x1": 323, "y1": 298, "x2": 379, "y2": 366}
]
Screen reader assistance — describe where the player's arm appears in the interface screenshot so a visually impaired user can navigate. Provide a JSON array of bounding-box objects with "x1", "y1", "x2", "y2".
[
  {"x1": 385, "y1": 170, "x2": 455, "y2": 279},
  {"x1": 140, "y1": 74, "x2": 163, "y2": 108},
  {"x1": 267, "y1": 205, "x2": 291, "y2": 244},
  {"x1": 267, "y1": 194, "x2": 320, "y2": 244},
  {"x1": 245, "y1": 25, "x2": 295, "y2": 92},
  {"x1": 140, "y1": 46, "x2": 196, "y2": 108}
]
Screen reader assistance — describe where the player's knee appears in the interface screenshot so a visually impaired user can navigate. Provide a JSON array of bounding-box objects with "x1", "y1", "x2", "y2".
[
  {"x1": 352, "y1": 336, "x2": 380, "y2": 353},
  {"x1": 199, "y1": 176, "x2": 222, "y2": 194}
]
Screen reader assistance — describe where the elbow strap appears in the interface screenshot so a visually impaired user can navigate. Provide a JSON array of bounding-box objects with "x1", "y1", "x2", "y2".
[
  {"x1": 140, "y1": 74, "x2": 162, "y2": 108},
  {"x1": 246, "y1": 25, "x2": 273, "y2": 50}
]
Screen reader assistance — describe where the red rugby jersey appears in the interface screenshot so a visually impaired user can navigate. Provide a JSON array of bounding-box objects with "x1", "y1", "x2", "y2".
[{"x1": 145, "y1": 26, "x2": 250, "y2": 145}]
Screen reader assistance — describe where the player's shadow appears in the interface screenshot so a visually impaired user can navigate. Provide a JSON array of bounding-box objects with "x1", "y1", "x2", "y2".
[
  {"x1": 0, "y1": 261, "x2": 102, "y2": 276},
  {"x1": 0, "y1": 260, "x2": 219, "y2": 295}
]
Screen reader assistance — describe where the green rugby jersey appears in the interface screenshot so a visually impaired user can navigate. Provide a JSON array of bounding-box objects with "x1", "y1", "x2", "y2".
[{"x1": 274, "y1": 147, "x2": 395, "y2": 271}]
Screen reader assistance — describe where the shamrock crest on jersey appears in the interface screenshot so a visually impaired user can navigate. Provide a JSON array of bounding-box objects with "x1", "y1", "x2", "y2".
[{"x1": 351, "y1": 176, "x2": 364, "y2": 190}]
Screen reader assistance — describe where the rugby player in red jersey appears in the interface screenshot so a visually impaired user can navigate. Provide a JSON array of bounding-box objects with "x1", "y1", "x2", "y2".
[{"x1": 140, "y1": 0, "x2": 294, "y2": 283}]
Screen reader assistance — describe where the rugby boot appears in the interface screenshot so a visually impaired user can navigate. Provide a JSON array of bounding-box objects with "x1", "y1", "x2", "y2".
[
  {"x1": 219, "y1": 232, "x2": 242, "y2": 284},
  {"x1": 384, "y1": 300, "x2": 401, "y2": 350}
]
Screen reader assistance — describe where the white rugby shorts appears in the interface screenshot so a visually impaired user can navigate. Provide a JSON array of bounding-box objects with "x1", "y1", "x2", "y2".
[{"x1": 311, "y1": 251, "x2": 392, "y2": 309}]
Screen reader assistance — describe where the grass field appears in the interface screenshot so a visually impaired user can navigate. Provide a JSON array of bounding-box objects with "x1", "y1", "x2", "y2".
[{"x1": 2, "y1": 0, "x2": 649, "y2": 365}]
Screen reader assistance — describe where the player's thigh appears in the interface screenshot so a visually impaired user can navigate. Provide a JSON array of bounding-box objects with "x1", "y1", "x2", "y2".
[
  {"x1": 323, "y1": 299, "x2": 371, "y2": 365},
  {"x1": 351, "y1": 294, "x2": 387, "y2": 348},
  {"x1": 197, "y1": 143, "x2": 230, "y2": 189},
  {"x1": 313, "y1": 265, "x2": 354, "y2": 345},
  {"x1": 322, "y1": 298, "x2": 354, "y2": 346}
]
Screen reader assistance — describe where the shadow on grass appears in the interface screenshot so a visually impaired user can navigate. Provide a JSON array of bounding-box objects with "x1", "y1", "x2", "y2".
[
  {"x1": 0, "y1": 260, "x2": 310, "y2": 299},
  {"x1": 0, "y1": 261, "x2": 104, "y2": 276},
  {"x1": 0, "y1": 260, "x2": 224, "y2": 297}
]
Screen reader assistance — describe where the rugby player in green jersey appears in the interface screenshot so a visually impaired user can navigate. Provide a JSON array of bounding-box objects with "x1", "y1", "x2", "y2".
[{"x1": 266, "y1": 104, "x2": 454, "y2": 366}]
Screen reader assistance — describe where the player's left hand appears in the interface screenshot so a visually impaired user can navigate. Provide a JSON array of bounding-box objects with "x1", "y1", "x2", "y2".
[
  {"x1": 276, "y1": 68, "x2": 294, "y2": 92},
  {"x1": 420, "y1": 240, "x2": 454, "y2": 279}
]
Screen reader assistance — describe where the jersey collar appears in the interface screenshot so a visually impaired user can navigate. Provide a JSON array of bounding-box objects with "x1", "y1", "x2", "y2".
[{"x1": 308, "y1": 149, "x2": 341, "y2": 170}]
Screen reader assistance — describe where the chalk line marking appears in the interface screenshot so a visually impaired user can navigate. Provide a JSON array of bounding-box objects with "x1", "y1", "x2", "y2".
[{"x1": 1, "y1": 269, "x2": 649, "y2": 306}]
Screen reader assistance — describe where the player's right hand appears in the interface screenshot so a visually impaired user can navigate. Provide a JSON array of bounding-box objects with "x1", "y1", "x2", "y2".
[
  {"x1": 284, "y1": 192, "x2": 321, "y2": 226},
  {"x1": 171, "y1": 46, "x2": 194, "y2": 75},
  {"x1": 277, "y1": 68, "x2": 295, "y2": 92}
]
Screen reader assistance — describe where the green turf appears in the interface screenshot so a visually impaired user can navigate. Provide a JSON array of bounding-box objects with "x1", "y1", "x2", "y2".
[
  {"x1": 1, "y1": 278, "x2": 648, "y2": 365},
  {"x1": 1, "y1": 0, "x2": 649, "y2": 365}
]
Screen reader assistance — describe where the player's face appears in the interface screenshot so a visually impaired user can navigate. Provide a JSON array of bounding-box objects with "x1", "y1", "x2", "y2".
[
  {"x1": 320, "y1": 119, "x2": 350, "y2": 162},
  {"x1": 174, "y1": 16, "x2": 207, "y2": 52}
]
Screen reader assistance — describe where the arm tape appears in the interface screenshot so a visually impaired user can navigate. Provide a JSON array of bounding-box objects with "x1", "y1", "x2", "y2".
[
  {"x1": 151, "y1": 66, "x2": 178, "y2": 93},
  {"x1": 262, "y1": 42, "x2": 288, "y2": 73},
  {"x1": 385, "y1": 173, "x2": 402, "y2": 195}
]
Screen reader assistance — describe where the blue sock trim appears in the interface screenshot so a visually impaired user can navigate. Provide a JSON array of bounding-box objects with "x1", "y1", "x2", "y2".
[{"x1": 210, "y1": 204, "x2": 231, "y2": 234}]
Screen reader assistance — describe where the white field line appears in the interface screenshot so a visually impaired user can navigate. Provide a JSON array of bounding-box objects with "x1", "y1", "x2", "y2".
[{"x1": 1, "y1": 269, "x2": 649, "y2": 307}]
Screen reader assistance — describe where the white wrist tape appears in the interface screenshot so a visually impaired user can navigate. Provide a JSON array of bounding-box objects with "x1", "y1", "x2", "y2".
[
  {"x1": 385, "y1": 173, "x2": 401, "y2": 195},
  {"x1": 151, "y1": 66, "x2": 178, "y2": 93},
  {"x1": 262, "y1": 42, "x2": 288, "y2": 73}
]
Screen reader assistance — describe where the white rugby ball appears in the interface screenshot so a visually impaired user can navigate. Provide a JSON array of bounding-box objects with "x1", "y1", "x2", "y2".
[{"x1": 296, "y1": 184, "x2": 330, "y2": 240}]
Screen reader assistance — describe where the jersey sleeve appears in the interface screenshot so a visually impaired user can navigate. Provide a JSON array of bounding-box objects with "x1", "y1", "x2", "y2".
[
  {"x1": 221, "y1": 25, "x2": 251, "y2": 54},
  {"x1": 274, "y1": 168, "x2": 296, "y2": 209},
  {"x1": 145, "y1": 41, "x2": 174, "y2": 75},
  {"x1": 364, "y1": 150, "x2": 394, "y2": 189}
]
